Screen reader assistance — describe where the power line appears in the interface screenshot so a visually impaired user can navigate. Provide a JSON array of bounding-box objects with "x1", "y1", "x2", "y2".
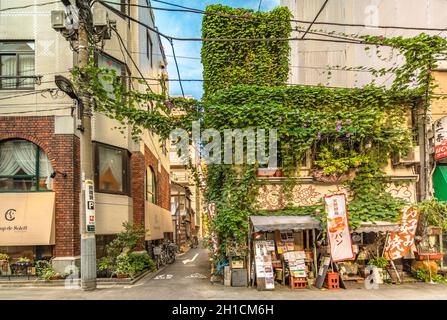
[
  {"x1": 147, "y1": 0, "x2": 447, "y2": 33},
  {"x1": 0, "y1": 106, "x2": 72, "y2": 116},
  {"x1": 0, "y1": 1, "x2": 60, "y2": 12},
  {"x1": 301, "y1": 0, "x2": 329, "y2": 40},
  {"x1": 97, "y1": 0, "x2": 367, "y2": 45},
  {"x1": 169, "y1": 40, "x2": 185, "y2": 97},
  {"x1": 110, "y1": 26, "x2": 154, "y2": 92},
  {"x1": 0, "y1": 88, "x2": 59, "y2": 101}
]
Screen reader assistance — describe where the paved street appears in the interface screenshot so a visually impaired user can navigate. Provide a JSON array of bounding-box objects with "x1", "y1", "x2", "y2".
[{"x1": 0, "y1": 248, "x2": 446, "y2": 300}]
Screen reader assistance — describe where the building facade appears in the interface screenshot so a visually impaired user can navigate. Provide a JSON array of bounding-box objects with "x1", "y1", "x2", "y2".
[{"x1": 0, "y1": 0, "x2": 172, "y2": 273}]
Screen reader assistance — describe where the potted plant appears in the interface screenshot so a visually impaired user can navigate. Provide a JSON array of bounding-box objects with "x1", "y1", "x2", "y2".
[
  {"x1": 0, "y1": 253, "x2": 9, "y2": 273},
  {"x1": 367, "y1": 257, "x2": 389, "y2": 284},
  {"x1": 113, "y1": 253, "x2": 134, "y2": 279}
]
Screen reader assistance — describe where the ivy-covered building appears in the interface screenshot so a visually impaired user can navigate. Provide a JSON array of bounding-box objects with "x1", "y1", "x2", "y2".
[{"x1": 199, "y1": 4, "x2": 447, "y2": 267}]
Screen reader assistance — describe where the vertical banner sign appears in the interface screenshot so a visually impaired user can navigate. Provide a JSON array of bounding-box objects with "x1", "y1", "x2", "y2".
[
  {"x1": 435, "y1": 116, "x2": 447, "y2": 160},
  {"x1": 84, "y1": 179, "x2": 95, "y2": 233},
  {"x1": 324, "y1": 194, "x2": 355, "y2": 262},
  {"x1": 384, "y1": 207, "x2": 419, "y2": 260}
]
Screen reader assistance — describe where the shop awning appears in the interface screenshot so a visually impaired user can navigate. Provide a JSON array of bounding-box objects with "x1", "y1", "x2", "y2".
[
  {"x1": 145, "y1": 201, "x2": 173, "y2": 240},
  {"x1": 0, "y1": 192, "x2": 55, "y2": 246},
  {"x1": 250, "y1": 215, "x2": 321, "y2": 232},
  {"x1": 354, "y1": 221, "x2": 398, "y2": 233},
  {"x1": 434, "y1": 165, "x2": 447, "y2": 202}
]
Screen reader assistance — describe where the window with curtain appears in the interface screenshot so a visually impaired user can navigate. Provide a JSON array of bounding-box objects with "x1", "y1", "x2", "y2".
[
  {"x1": 0, "y1": 139, "x2": 53, "y2": 192},
  {"x1": 146, "y1": 166, "x2": 156, "y2": 204},
  {"x1": 95, "y1": 143, "x2": 130, "y2": 194},
  {"x1": 97, "y1": 52, "x2": 126, "y2": 99},
  {"x1": 0, "y1": 41, "x2": 35, "y2": 89}
]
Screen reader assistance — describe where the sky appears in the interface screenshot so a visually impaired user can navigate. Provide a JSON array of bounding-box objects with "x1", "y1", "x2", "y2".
[{"x1": 152, "y1": 0, "x2": 281, "y2": 99}]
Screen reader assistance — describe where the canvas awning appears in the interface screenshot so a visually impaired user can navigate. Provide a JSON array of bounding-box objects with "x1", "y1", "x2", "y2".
[
  {"x1": 145, "y1": 201, "x2": 173, "y2": 240},
  {"x1": 250, "y1": 215, "x2": 321, "y2": 232},
  {"x1": 0, "y1": 192, "x2": 55, "y2": 246},
  {"x1": 354, "y1": 221, "x2": 398, "y2": 233}
]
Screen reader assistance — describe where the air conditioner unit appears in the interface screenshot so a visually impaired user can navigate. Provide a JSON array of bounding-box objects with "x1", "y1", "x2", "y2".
[
  {"x1": 51, "y1": 11, "x2": 66, "y2": 30},
  {"x1": 392, "y1": 146, "x2": 421, "y2": 165}
]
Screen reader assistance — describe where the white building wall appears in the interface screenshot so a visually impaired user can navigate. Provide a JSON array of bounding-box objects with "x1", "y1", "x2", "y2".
[{"x1": 281, "y1": 0, "x2": 447, "y2": 88}]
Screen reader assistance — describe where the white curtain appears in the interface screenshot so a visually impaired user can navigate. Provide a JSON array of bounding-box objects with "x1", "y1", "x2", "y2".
[
  {"x1": 99, "y1": 146, "x2": 123, "y2": 190},
  {"x1": 0, "y1": 55, "x2": 16, "y2": 89},
  {"x1": 0, "y1": 140, "x2": 53, "y2": 190},
  {"x1": 39, "y1": 152, "x2": 53, "y2": 190},
  {"x1": 0, "y1": 141, "x2": 20, "y2": 175},
  {"x1": 18, "y1": 54, "x2": 34, "y2": 88},
  {"x1": 13, "y1": 140, "x2": 36, "y2": 175}
]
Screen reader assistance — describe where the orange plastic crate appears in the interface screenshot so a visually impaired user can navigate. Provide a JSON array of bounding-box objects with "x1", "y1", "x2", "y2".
[
  {"x1": 325, "y1": 272, "x2": 339, "y2": 290},
  {"x1": 290, "y1": 276, "x2": 307, "y2": 289}
]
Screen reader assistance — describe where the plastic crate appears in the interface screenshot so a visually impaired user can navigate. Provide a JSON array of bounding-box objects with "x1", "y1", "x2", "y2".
[
  {"x1": 325, "y1": 272, "x2": 339, "y2": 290},
  {"x1": 290, "y1": 276, "x2": 307, "y2": 289}
]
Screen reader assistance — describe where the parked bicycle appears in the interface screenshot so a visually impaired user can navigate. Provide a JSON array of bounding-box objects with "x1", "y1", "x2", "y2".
[{"x1": 153, "y1": 240, "x2": 177, "y2": 269}]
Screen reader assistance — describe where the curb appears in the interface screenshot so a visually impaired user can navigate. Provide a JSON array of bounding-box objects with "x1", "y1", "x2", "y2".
[{"x1": 0, "y1": 264, "x2": 172, "y2": 288}]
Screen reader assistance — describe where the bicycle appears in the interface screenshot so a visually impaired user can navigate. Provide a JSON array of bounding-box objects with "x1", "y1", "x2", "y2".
[{"x1": 154, "y1": 240, "x2": 177, "y2": 268}]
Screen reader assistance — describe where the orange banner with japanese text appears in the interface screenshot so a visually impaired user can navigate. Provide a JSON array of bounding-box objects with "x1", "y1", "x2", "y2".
[
  {"x1": 384, "y1": 207, "x2": 419, "y2": 260},
  {"x1": 324, "y1": 194, "x2": 355, "y2": 262}
]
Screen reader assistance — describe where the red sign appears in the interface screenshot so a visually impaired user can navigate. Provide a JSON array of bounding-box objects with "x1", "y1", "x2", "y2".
[
  {"x1": 324, "y1": 194, "x2": 355, "y2": 262},
  {"x1": 435, "y1": 117, "x2": 447, "y2": 160},
  {"x1": 384, "y1": 207, "x2": 419, "y2": 260}
]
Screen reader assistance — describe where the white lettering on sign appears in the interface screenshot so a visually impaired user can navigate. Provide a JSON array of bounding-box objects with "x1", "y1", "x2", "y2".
[
  {"x1": 84, "y1": 180, "x2": 95, "y2": 233},
  {"x1": 435, "y1": 116, "x2": 447, "y2": 160}
]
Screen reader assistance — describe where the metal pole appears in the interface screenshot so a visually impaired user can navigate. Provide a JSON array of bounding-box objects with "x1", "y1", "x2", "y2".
[{"x1": 78, "y1": 0, "x2": 96, "y2": 291}]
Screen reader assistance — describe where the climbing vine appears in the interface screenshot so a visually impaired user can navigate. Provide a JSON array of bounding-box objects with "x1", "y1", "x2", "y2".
[{"x1": 201, "y1": 5, "x2": 291, "y2": 98}]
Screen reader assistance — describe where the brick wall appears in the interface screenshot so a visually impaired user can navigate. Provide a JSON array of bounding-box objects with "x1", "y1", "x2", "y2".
[
  {"x1": 0, "y1": 116, "x2": 80, "y2": 257},
  {"x1": 131, "y1": 145, "x2": 171, "y2": 243}
]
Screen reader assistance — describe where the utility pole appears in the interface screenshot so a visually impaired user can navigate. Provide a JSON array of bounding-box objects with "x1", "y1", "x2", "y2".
[
  {"x1": 76, "y1": 0, "x2": 96, "y2": 291},
  {"x1": 53, "y1": 0, "x2": 116, "y2": 291}
]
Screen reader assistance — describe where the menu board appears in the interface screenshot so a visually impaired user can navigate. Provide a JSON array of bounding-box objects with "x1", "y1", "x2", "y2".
[
  {"x1": 284, "y1": 251, "x2": 307, "y2": 278},
  {"x1": 254, "y1": 240, "x2": 275, "y2": 290}
]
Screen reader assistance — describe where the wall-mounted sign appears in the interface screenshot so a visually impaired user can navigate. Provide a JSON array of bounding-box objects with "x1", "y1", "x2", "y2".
[
  {"x1": 85, "y1": 179, "x2": 95, "y2": 233},
  {"x1": 435, "y1": 116, "x2": 447, "y2": 160},
  {"x1": 324, "y1": 193, "x2": 355, "y2": 262},
  {"x1": 0, "y1": 193, "x2": 55, "y2": 245}
]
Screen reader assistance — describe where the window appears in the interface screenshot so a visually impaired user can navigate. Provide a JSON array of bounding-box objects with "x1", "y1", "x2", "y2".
[
  {"x1": 96, "y1": 52, "x2": 127, "y2": 99},
  {"x1": 0, "y1": 41, "x2": 35, "y2": 90},
  {"x1": 146, "y1": 30, "x2": 153, "y2": 68},
  {"x1": 0, "y1": 139, "x2": 53, "y2": 192},
  {"x1": 106, "y1": 0, "x2": 127, "y2": 14},
  {"x1": 94, "y1": 143, "x2": 130, "y2": 195},
  {"x1": 146, "y1": 166, "x2": 156, "y2": 203}
]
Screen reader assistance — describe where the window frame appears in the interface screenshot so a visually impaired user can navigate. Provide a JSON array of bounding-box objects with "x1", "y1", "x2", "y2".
[
  {"x1": 0, "y1": 139, "x2": 52, "y2": 193},
  {"x1": 146, "y1": 29, "x2": 153, "y2": 68},
  {"x1": 146, "y1": 165, "x2": 157, "y2": 204},
  {"x1": 0, "y1": 41, "x2": 35, "y2": 90},
  {"x1": 94, "y1": 50, "x2": 130, "y2": 99},
  {"x1": 94, "y1": 142, "x2": 131, "y2": 196}
]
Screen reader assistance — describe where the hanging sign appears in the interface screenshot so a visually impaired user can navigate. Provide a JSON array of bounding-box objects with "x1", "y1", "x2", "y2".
[
  {"x1": 84, "y1": 179, "x2": 95, "y2": 233},
  {"x1": 384, "y1": 207, "x2": 419, "y2": 260},
  {"x1": 324, "y1": 193, "x2": 355, "y2": 262},
  {"x1": 435, "y1": 116, "x2": 447, "y2": 160}
]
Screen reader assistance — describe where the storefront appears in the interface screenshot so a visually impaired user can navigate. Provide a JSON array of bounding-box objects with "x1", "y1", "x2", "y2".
[{"x1": 247, "y1": 215, "x2": 321, "y2": 290}]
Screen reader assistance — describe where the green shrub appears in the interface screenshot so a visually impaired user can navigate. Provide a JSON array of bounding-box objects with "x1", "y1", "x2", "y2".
[{"x1": 367, "y1": 257, "x2": 389, "y2": 269}]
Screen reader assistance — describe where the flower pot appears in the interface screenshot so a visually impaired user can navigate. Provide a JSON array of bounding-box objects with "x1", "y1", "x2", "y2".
[
  {"x1": 256, "y1": 168, "x2": 277, "y2": 177},
  {"x1": 274, "y1": 169, "x2": 284, "y2": 177},
  {"x1": 116, "y1": 274, "x2": 129, "y2": 279}
]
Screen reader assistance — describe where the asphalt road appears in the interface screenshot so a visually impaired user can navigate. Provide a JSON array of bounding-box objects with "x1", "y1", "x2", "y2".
[{"x1": 0, "y1": 248, "x2": 446, "y2": 300}]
